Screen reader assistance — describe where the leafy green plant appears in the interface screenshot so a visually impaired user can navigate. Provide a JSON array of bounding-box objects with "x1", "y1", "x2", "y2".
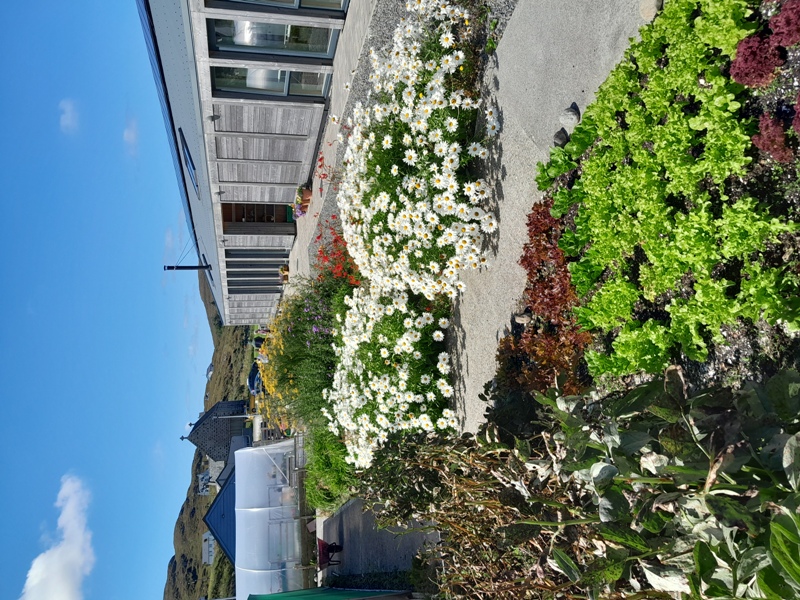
[
  {"x1": 362, "y1": 368, "x2": 800, "y2": 599},
  {"x1": 534, "y1": 0, "x2": 800, "y2": 376}
]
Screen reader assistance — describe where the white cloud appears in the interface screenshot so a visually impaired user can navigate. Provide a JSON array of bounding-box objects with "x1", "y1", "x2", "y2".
[
  {"x1": 123, "y1": 118, "x2": 138, "y2": 155},
  {"x1": 19, "y1": 476, "x2": 95, "y2": 600},
  {"x1": 58, "y1": 99, "x2": 79, "y2": 134}
]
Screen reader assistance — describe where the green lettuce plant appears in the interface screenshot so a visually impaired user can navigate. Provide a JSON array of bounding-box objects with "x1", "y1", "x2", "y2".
[{"x1": 536, "y1": 0, "x2": 799, "y2": 376}]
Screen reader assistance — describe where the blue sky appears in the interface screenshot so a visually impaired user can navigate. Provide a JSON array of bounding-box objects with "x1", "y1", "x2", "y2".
[{"x1": 0, "y1": 2, "x2": 214, "y2": 600}]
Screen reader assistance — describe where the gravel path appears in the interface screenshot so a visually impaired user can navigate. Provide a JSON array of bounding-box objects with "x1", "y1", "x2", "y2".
[{"x1": 288, "y1": 0, "x2": 408, "y2": 285}]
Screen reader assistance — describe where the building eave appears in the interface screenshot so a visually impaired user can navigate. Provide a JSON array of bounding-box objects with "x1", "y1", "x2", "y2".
[{"x1": 137, "y1": 0, "x2": 202, "y2": 264}]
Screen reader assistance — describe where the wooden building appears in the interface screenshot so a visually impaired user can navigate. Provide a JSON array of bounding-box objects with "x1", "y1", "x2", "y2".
[{"x1": 137, "y1": 0, "x2": 348, "y2": 324}]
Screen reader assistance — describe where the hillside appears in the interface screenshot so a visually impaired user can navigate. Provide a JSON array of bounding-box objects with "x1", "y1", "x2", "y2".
[{"x1": 162, "y1": 273, "x2": 255, "y2": 600}]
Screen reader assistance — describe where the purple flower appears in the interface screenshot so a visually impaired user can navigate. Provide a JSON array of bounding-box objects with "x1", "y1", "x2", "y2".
[{"x1": 312, "y1": 326, "x2": 319, "y2": 333}]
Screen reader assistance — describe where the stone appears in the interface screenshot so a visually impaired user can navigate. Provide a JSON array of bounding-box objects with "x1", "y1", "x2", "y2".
[
  {"x1": 559, "y1": 105, "x2": 581, "y2": 128},
  {"x1": 640, "y1": 0, "x2": 663, "y2": 21},
  {"x1": 553, "y1": 128, "x2": 569, "y2": 148},
  {"x1": 513, "y1": 313, "x2": 532, "y2": 325}
]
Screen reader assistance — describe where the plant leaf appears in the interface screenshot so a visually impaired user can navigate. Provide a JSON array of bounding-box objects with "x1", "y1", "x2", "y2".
[
  {"x1": 604, "y1": 378, "x2": 664, "y2": 418},
  {"x1": 590, "y1": 462, "x2": 619, "y2": 491},
  {"x1": 640, "y1": 563, "x2": 691, "y2": 594},
  {"x1": 640, "y1": 452, "x2": 669, "y2": 475},
  {"x1": 552, "y1": 548, "x2": 581, "y2": 583},
  {"x1": 639, "y1": 508, "x2": 671, "y2": 534},
  {"x1": 758, "y1": 564, "x2": 800, "y2": 599},
  {"x1": 664, "y1": 365, "x2": 687, "y2": 406},
  {"x1": 599, "y1": 487, "x2": 630, "y2": 523},
  {"x1": 705, "y1": 495, "x2": 761, "y2": 534},
  {"x1": 770, "y1": 519, "x2": 800, "y2": 585},
  {"x1": 783, "y1": 433, "x2": 800, "y2": 492},
  {"x1": 736, "y1": 546, "x2": 771, "y2": 581},
  {"x1": 598, "y1": 523, "x2": 650, "y2": 553},
  {"x1": 766, "y1": 369, "x2": 800, "y2": 422},
  {"x1": 581, "y1": 557, "x2": 625, "y2": 586},
  {"x1": 619, "y1": 430, "x2": 653, "y2": 455},
  {"x1": 694, "y1": 541, "x2": 716, "y2": 582}
]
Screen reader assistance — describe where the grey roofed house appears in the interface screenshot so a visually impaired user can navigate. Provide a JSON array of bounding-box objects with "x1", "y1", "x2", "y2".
[
  {"x1": 204, "y1": 468, "x2": 237, "y2": 562},
  {"x1": 137, "y1": 0, "x2": 349, "y2": 325},
  {"x1": 186, "y1": 400, "x2": 250, "y2": 461}
]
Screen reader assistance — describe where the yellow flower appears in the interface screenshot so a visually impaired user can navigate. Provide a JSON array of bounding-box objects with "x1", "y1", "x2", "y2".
[{"x1": 459, "y1": 66, "x2": 464, "y2": 71}]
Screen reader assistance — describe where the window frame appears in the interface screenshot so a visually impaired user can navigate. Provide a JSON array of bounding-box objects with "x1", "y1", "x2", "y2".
[
  {"x1": 178, "y1": 128, "x2": 199, "y2": 196},
  {"x1": 211, "y1": 66, "x2": 331, "y2": 98},
  {"x1": 208, "y1": 19, "x2": 340, "y2": 59}
]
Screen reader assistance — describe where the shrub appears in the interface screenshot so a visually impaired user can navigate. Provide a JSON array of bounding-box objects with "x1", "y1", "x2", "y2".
[
  {"x1": 753, "y1": 112, "x2": 795, "y2": 162},
  {"x1": 730, "y1": 34, "x2": 784, "y2": 87},
  {"x1": 770, "y1": 0, "x2": 800, "y2": 48},
  {"x1": 320, "y1": 0, "x2": 499, "y2": 469},
  {"x1": 259, "y1": 218, "x2": 361, "y2": 509},
  {"x1": 304, "y1": 428, "x2": 357, "y2": 511},
  {"x1": 362, "y1": 368, "x2": 800, "y2": 599}
]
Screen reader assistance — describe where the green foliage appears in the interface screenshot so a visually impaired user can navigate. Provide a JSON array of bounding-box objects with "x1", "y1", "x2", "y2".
[
  {"x1": 576, "y1": 277, "x2": 640, "y2": 330},
  {"x1": 535, "y1": 0, "x2": 799, "y2": 376},
  {"x1": 304, "y1": 428, "x2": 358, "y2": 512},
  {"x1": 263, "y1": 223, "x2": 361, "y2": 510},
  {"x1": 207, "y1": 551, "x2": 235, "y2": 599},
  {"x1": 359, "y1": 367, "x2": 800, "y2": 598}
]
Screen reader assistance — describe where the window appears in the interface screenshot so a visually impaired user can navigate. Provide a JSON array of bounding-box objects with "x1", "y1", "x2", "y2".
[
  {"x1": 221, "y1": 0, "x2": 346, "y2": 10},
  {"x1": 178, "y1": 129, "x2": 199, "y2": 195},
  {"x1": 210, "y1": 20, "x2": 337, "y2": 58},
  {"x1": 212, "y1": 67, "x2": 329, "y2": 97}
]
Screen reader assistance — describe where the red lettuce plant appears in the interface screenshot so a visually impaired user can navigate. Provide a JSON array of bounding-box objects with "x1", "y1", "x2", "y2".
[
  {"x1": 518, "y1": 200, "x2": 580, "y2": 325},
  {"x1": 496, "y1": 199, "x2": 590, "y2": 395},
  {"x1": 731, "y1": 34, "x2": 785, "y2": 87},
  {"x1": 753, "y1": 113, "x2": 795, "y2": 163},
  {"x1": 770, "y1": 0, "x2": 800, "y2": 48}
]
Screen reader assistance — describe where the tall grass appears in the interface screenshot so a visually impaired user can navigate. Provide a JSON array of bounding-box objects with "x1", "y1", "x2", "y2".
[{"x1": 261, "y1": 220, "x2": 360, "y2": 509}]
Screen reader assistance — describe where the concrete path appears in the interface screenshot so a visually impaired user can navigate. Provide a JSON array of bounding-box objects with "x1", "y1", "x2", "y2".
[
  {"x1": 317, "y1": 499, "x2": 438, "y2": 580},
  {"x1": 453, "y1": 0, "x2": 649, "y2": 432}
]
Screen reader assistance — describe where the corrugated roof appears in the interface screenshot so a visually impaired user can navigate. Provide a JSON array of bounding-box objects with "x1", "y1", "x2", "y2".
[
  {"x1": 204, "y1": 469, "x2": 237, "y2": 563},
  {"x1": 135, "y1": 0, "x2": 199, "y2": 261}
]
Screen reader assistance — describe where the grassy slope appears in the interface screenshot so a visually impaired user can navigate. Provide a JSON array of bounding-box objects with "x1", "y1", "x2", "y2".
[{"x1": 162, "y1": 273, "x2": 254, "y2": 600}]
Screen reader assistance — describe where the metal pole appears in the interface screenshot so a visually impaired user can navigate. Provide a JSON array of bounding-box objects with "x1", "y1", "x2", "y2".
[{"x1": 164, "y1": 265, "x2": 212, "y2": 271}]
